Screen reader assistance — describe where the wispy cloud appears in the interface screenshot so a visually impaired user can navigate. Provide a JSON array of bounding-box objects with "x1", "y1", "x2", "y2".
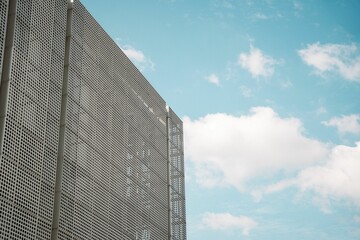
[
  {"x1": 201, "y1": 212, "x2": 258, "y2": 236},
  {"x1": 183, "y1": 107, "x2": 328, "y2": 190},
  {"x1": 298, "y1": 42, "x2": 360, "y2": 82},
  {"x1": 280, "y1": 79, "x2": 293, "y2": 89},
  {"x1": 322, "y1": 114, "x2": 360, "y2": 135},
  {"x1": 239, "y1": 85, "x2": 253, "y2": 98},
  {"x1": 238, "y1": 45, "x2": 278, "y2": 78},
  {"x1": 293, "y1": 0, "x2": 303, "y2": 11},
  {"x1": 121, "y1": 45, "x2": 155, "y2": 72},
  {"x1": 251, "y1": 12, "x2": 283, "y2": 21},
  {"x1": 316, "y1": 106, "x2": 327, "y2": 115},
  {"x1": 253, "y1": 13, "x2": 268, "y2": 20},
  {"x1": 293, "y1": 0, "x2": 303, "y2": 17},
  {"x1": 206, "y1": 73, "x2": 221, "y2": 86},
  {"x1": 115, "y1": 38, "x2": 155, "y2": 72},
  {"x1": 122, "y1": 46, "x2": 146, "y2": 62},
  {"x1": 213, "y1": 0, "x2": 234, "y2": 9}
]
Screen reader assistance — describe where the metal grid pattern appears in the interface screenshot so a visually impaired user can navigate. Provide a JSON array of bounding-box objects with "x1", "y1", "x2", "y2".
[
  {"x1": 56, "y1": 1, "x2": 171, "y2": 239},
  {"x1": 0, "y1": 0, "x2": 186, "y2": 239},
  {"x1": 168, "y1": 108, "x2": 186, "y2": 240},
  {"x1": 0, "y1": 0, "x2": 68, "y2": 240},
  {"x1": 0, "y1": 0, "x2": 8, "y2": 84}
]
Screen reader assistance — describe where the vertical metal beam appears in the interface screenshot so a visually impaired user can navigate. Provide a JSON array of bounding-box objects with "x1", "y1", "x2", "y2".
[
  {"x1": 166, "y1": 106, "x2": 173, "y2": 240},
  {"x1": 51, "y1": 0, "x2": 73, "y2": 239},
  {"x1": 0, "y1": 0, "x2": 9, "y2": 88},
  {"x1": 0, "y1": 0, "x2": 16, "y2": 160}
]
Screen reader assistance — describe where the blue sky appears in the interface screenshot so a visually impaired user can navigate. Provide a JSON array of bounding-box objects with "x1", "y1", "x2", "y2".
[{"x1": 81, "y1": 0, "x2": 360, "y2": 239}]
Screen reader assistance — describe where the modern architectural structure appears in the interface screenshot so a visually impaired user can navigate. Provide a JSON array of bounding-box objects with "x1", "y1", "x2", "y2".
[{"x1": 0, "y1": 0, "x2": 186, "y2": 239}]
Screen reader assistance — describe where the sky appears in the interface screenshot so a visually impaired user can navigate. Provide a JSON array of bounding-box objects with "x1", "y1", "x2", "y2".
[{"x1": 80, "y1": 1, "x2": 360, "y2": 239}]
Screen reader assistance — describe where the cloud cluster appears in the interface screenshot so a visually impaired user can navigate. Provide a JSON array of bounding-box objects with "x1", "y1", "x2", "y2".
[
  {"x1": 297, "y1": 143, "x2": 360, "y2": 207},
  {"x1": 183, "y1": 107, "x2": 329, "y2": 191},
  {"x1": 201, "y1": 212, "x2": 258, "y2": 236},
  {"x1": 264, "y1": 142, "x2": 360, "y2": 209},
  {"x1": 238, "y1": 45, "x2": 278, "y2": 78},
  {"x1": 322, "y1": 114, "x2": 360, "y2": 135},
  {"x1": 298, "y1": 42, "x2": 360, "y2": 81},
  {"x1": 184, "y1": 107, "x2": 360, "y2": 210}
]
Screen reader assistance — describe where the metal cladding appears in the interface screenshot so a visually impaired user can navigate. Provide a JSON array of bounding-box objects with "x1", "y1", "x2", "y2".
[
  {"x1": 0, "y1": 0, "x2": 8, "y2": 80},
  {"x1": 0, "y1": 0, "x2": 186, "y2": 239},
  {"x1": 168, "y1": 108, "x2": 186, "y2": 240}
]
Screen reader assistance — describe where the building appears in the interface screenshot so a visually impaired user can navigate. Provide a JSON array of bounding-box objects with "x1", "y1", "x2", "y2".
[{"x1": 0, "y1": 0, "x2": 186, "y2": 239}]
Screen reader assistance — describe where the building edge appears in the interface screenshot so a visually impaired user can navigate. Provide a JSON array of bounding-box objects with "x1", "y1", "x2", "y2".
[{"x1": 0, "y1": 0, "x2": 16, "y2": 163}]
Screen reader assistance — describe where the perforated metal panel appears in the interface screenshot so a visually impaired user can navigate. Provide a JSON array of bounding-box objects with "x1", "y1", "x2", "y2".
[
  {"x1": 0, "y1": 0, "x2": 186, "y2": 239},
  {"x1": 168, "y1": 108, "x2": 187, "y2": 240},
  {"x1": 55, "y1": 1, "x2": 171, "y2": 239},
  {"x1": 0, "y1": 0, "x2": 68, "y2": 239},
  {"x1": 0, "y1": 0, "x2": 8, "y2": 85}
]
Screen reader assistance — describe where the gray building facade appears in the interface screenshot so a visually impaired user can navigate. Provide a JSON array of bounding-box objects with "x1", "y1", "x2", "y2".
[{"x1": 0, "y1": 0, "x2": 186, "y2": 239}]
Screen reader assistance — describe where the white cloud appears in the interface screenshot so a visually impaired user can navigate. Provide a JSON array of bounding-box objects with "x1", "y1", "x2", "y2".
[
  {"x1": 262, "y1": 142, "x2": 360, "y2": 209},
  {"x1": 122, "y1": 46, "x2": 146, "y2": 62},
  {"x1": 183, "y1": 107, "x2": 329, "y2": 191},
  {"x1": 298, "y1": 42, "x2": 360, "y2": 81},
  {"x1": 184, "y1": 107, "x2": 360, "y2": 211},
  {"x1": 201, "y1": 212, "x2": 258, "y2": 236},
  {"x1": 206, "y1": 73, "x2": 221, "y2": 86},
  {"x1": 264, "y1": 179, "x2": 297, "y2": 194},
  {"x1": 114, "y1": 39, "x2": 155, "y2": 72},
  {"x1": 122, "y1": 45, "x2": 155, "y2": 71},
  {"x1": 322, "y1": 114, "x2": 360, "y2": 135},
  {"x1": 296, "y1": 142, "x2": 360, "y2": 208},
  {"x1": 238, "y1": 45, "x2": 278, "y2": 78}
]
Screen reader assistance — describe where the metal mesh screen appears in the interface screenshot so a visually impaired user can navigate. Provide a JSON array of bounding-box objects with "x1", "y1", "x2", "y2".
[
  {"x1": 0, "y1": 0, "x2": 8, "y2": 84},
  {"x1": 0, "y1": 0, "x2": 186, "y2": 239},
  {"x1": 56, "y1": 1, "x2": 170, "y2": 239},
  {"x1": 168, "y1": 108, "x2": 186, "y2": 240},
  {"x1": 0, "y1": 0, "x2": 67, "y2": 240}
]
